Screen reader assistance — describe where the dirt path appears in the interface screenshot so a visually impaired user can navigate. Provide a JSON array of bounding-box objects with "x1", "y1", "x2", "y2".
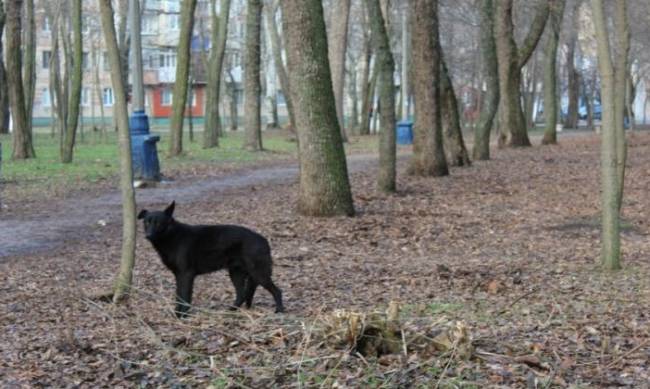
[{"x1": 0, "y1": 154, "x2": 376, "y2": 259}]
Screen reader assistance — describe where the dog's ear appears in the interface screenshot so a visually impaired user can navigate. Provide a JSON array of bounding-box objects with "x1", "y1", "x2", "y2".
[
  {"x1": 137, "y1": 210, "x2": 148, "y2": 219},
  {"x1": 164, "y1": 201, "x2": 176, "y2": 217}
]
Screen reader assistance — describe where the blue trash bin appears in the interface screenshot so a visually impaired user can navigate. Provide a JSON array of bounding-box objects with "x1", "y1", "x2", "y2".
[
  {"x1": 130, "y1": 110, "x2": 161, "y2": 181},
  {"x1": 396, "y1": 120, "x2": 413, "y2": 145}
]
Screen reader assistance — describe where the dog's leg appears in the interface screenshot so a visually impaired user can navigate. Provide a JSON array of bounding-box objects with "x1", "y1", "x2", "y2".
[
  {"x1": 243, "y1": 278, "x2": 258, "y2": 308},
  {"x1": 249, "y1": 274, "x2": 284, "y2": 313},
  {"x1": 175, "y1": 272, "x2": 195, "y2": 318},
  {"x1": 228, "y1": 268, "x2": 248, "y2": 310}
]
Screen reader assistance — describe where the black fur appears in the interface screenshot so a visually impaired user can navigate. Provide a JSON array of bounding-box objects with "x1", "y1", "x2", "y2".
[{"x1": 138, "y1": 201, "x2": 284, "y2": 318}]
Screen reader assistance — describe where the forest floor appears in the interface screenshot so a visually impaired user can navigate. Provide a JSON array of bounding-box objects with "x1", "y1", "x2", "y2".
[{"x1": 2, "y1": 131, "x2": 650, "y2": 388}]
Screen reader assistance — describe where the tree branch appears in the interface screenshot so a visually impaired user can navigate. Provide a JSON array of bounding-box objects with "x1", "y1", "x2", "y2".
[{"x1": 517, "y1": 1, "x2": 550, "y2": 69}]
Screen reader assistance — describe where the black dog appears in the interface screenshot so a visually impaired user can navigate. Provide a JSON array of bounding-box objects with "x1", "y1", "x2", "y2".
[{"x1": 137, "y1": 201, "x2": 284, "y2": 318}]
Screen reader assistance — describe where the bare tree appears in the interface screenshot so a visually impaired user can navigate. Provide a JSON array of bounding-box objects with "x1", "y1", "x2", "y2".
[
  {"x1": 6, "y1": 0, "x2": 35, "y2": 159},
  {"x1": 541, "y1": 0, "x2": 565, "y2": 145},
  {"x1": 591, "y1": 0, "x2": 629, "y2": 271},
  {"x1": 244, "y1": 0, "x2": 263, "y2": 151},
  {"x1": 169, "y1": 0, "x2": 198, "y2": 156},
  {"x1": 409, "y1": 0, "x2": 448, "y2": 176},
  {"x1": 60, "y1": 0, "x2": 83, "y2": 163},
  {"x1": 281, "y1": 0, "x2": 354, "y2": 216},
  {"x1": 203, "y1": 0, "x2": 232, "y2": 148},
  {"x1": 367, "y1": 0, "x2": 396, "y2": 192},
  {"x1": 328, "y1": 0, "x2": 351, "y2": 142},
  {"x1": 98, "y1": 0, "x2": 137, "y2": 301},
  {"x1": 494, "y1": 0, "x2": 549, "y2": 147}
]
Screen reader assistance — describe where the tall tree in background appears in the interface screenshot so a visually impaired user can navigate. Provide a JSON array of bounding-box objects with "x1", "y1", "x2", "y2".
[
  {"x1": 564, "y1": 0, "x2": 580, "y2": 129},
  {"x1": 367, "y1": 0, "x2": 395, "y2": 192},
  {"x1": 60, "y1": 0, "x2": 82, "y2": 163},
  {"x1": 169, "y1": 0, "x2": 198, "y2": 156},
  {"x1": 0, "y1": 0, "x2": 9, "y2": 134},
  {"x1": 328, "y1": 0, "x2": 351, "y2": 142},
  {"x1": 441, "y1": 59, "x2": 471, "y2": 166},
  {"x1": 541, "y1": 0, "x2": 565, "y2": 145},
  {"x1": 409, "y1": 0, "x2": 448, "y2": 177},
  {"x1": 23, "y1": 0, "x2": 35, "y2": 130},
  {"x1": 591, "y1": 0, "x2": 629, "y2": 271},
  {"x1": 281, "y1": 0, "x2": 354, "y2": 216},
  {"x1": 6, "y1": 0, "x2": 35, "y2": 159},
  {"x1": 244, "y1": 0, "x2": 263, "y2": 151},
  {"x1": 494, "y1": 0, "x2": 549, "y2": 147},
  {"x1": 98, "y1": 0, "x2": 137, "y2": 301},
  {"x1": 472, "y1": 0, "x2": 498, "y2": 160},
  {"x1": 203, "y1": 0, "x2": 232, "y2": 149},
  {"x1": 265, "y1": 0, "x2": 295, "y2": 132}
]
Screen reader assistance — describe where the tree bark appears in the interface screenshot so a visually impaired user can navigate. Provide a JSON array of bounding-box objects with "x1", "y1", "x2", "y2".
[
  {"x1": 168, "y1": 0, "x2": 197, "y2": 156},
  {"x1": 564, "y1": 2, "x2": 580, "y2": 129},
  {"x1": 541, "y1": 0, "x2": 565, "y2": 145},
  {"x1": 6, "y1": 0, "x2": 35, "y2": 159},
  {"x1": 409, "y1": 0, "x2": 448, "y2": 176},
  {"x1": 281, "y1": 0, "x2": 354, "y2": 216},
  {"x1": 494, "y1": 0, "x2": 549, "y2": 147},
  {"x1": 23, "y1": 0, "x2": 35, "y2": 130},
  {"x1": 98, "y1": 0, "x2": 137, "y2": 301},
  {"x1": 203, "y1": 0, "x2": 232, "y2": 148},
  {"x1": 591, "y1": 0, "x2": 628, "y2": 271},
  {"x1": 244, "y1": 0, "x2": 263, "y2": 151},
  {"x1": 0, "y1": 0, "x2": 9, "y2": 134},
  {"x1": 367, "y1": 0, "x2": 396, "y2": 192},
  {"x1": 61, "y1": 0, "x2": 82, "y2": 163},
  {"x1": 441, "y1": 59, "x2": 470, "y2": 167},
  {"x1": 328, "y1": 0, "x2": 351, "y2": 142},
  {"x1": 472, "y1": 0, "x2": 498, "y2": 160},
  {"x1": 117, "y1": 0, "x2": 130, "y2": 102}
]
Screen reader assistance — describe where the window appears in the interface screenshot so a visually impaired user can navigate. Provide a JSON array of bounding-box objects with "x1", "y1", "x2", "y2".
[
  {"x1": 142, "y1": 14, "x2": 157, "y2": 34},
  {"x1": 42, "y1": 50, "x2": 52, "y2": 69},
  {"x1": 42, "y1": 88, "x2": 51, "y2": 107},
  {"x1": 43, "y1": 17, "x2": 51, "y2": 32},
  {"x1": 81, "y1": 88, "x2": 91, "y2": 107},
  {"x1": 159, "y1": 52, "x2": 176, "y2": 68},
  {"x1": 161, "y1": 88, "x2": 173, "y2": 106},
  {"x1": 190, "y1": 90, "x2": 197, "y2": 107},
  {"x1": 103, "y1": 88, "x2": 114, "y2": 106},
  {"x1": 82, "y1": 52, "x2": 90, "y2": 70},
  {"x1": 103, "y1": 51, "x2": 110, "y2": 71},
  {"x1": 169, "y1": 14, "x2": 180, "y2": 30}
]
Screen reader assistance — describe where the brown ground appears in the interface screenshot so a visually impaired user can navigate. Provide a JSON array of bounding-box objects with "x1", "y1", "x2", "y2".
[{"x1": 2, "y1": 132, "x2": 650, "y2": 388}]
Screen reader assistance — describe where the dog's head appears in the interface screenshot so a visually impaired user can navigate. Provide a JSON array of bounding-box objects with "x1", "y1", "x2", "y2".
[{"x1": 137, "y1": 201, "x2": 175, "y2": 241}]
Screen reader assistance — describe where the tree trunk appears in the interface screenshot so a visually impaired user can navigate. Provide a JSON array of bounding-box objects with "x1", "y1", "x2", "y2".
[
  {"x1": 409, "y1": 0, "x2": 448, "y2": 177},
  {"x1": 23, "y1": 0, "x2": 35, "y2": 131},
  {"x1": 367, "y1": 0, "x2": 396, "y2": 193},
  {"x1": 117, "y1": 0, "x2": 130, "y2": 102},
  {"x1": 360, "y1": 57, "x2": 377, "y2": 136},
  {"x1": 244, "y1": 0, "x2": 263, "y2": 151},
  {"x1": 441, "y1": 59, "x2": 470, "y2": 166},
  {"x1": 591, "y1": 0, "x2": 628, "y2": 271},
  {"x1": 61, "y1": 0, "x2": 82, "y2": 163},
  {"x1": 541, "y1": 0, "x2": 565, "y2": 145},
  {"x1": 328, "y1": 0, "x2": 351, "y2": 142},
  {"x1": 347, "y1": 59, "x2": 359, "y2": 131},
  {"x1": 400, "y1": 3, "x2": 410, "y2": 121},
  {"x1": 494, "y1": 0, "x2": 549, "y2": 147},
  {"x1": 98, "y1": 0, "x2": 137, "y2": 302},
  {"x1": 265, "y1": 1, "x2": 295, "y2": 133},
  {"x1": 472, "y1": 0, "x2": 498, "y2": 160},
  {"x1": 226, "y1": 71, "x2": 238, "y2": 131},
  {"x1": 168, "y1": 0, "x2": 197, "y2": 156},
  {"x1": 281, "y1": 0, "x2": 354, "y2": 216},
  {"x1": 6, "y1": 0, "x2": 35, "y2": 159},
  {"x1": 564, "y1": 4, "x2": 579, "y2": 129},
  {"x1": 0, "y1": 0, "x2": 9, "y2": 134},
  {"x1": 522, "y1": 52, "x2": 539, "y2": 131},
  {"x1": 204, "y1": 0, "x2": 231, "y2": 148}
]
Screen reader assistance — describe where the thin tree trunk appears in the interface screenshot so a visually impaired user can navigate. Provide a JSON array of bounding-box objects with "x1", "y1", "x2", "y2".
[
  {"x1": 265, "y1": 1, "x2": 295, "y2": 132},
  {"x1": 591, "y1": 0, "x2": 628, "y2": 271},
  {"x1": 564, "y1": 4, "x2": 579, "y2": 129},
  {"x1": 169, "y1": 0, "x2": 198, "y2": 156},
  {"x1": 472, "y1": 0, "x2": 498, "y2": 160},
  {"x1": 244, "y1": 0, "x2": 263, "y2": 151},
  {"x1": 360, "y1": 62, "x2": 377, "y2": 136},
  {"x1": 542, "y1": 0, "x2": 565, "y2": 145},
  {"x1": 400, "y1": 3, "x2": 410, "y2": 121},
  {"x1": 441, "y1": 59, "x2": 471, "y2": 166},
  {"x1": 204, "y1": 0, "x2": 232, "y2": 148},
  {"x1": 0, "y1": 0, "x2": 9, "y2": 134},
  {"x1": 6, "y1": 0, "x2": 35, "y2": 159},
  {"x1": 117, "y1": 0, "x2": 130, "y2": 102},
  {"x1": 23, "y1": 0, "x2": 35, "y2": 132},
  {"x1": 328, "y1": 0, "x2": 351, "y2": 142},
  {"x1": 367, "y1": 0, "x2": 396, "y2": 192},
  {"x1": 61, "y1": 0, "x2": 82, "y2": 163},
  {"x1": 409, "y1": 0, "x2": 448, "y2": 177},
  {"x1": 226, "y1": 71, "x2": 238, "y2": 131},
  {"x1": 495, "y1": 0, "x2": 549, "y2": 147},
  {"x1": 98, "y1": 0, "x2": 137, "y2": 301},
  {"x1": 281, "y1": 0, "x2": 355, "y2": 216},
  {"x1": 523, "y1": 51, "x2": 539, "y2": 131},
  {"x1": 347, "y1": 60, "x2": 359, "y2": 131}
]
